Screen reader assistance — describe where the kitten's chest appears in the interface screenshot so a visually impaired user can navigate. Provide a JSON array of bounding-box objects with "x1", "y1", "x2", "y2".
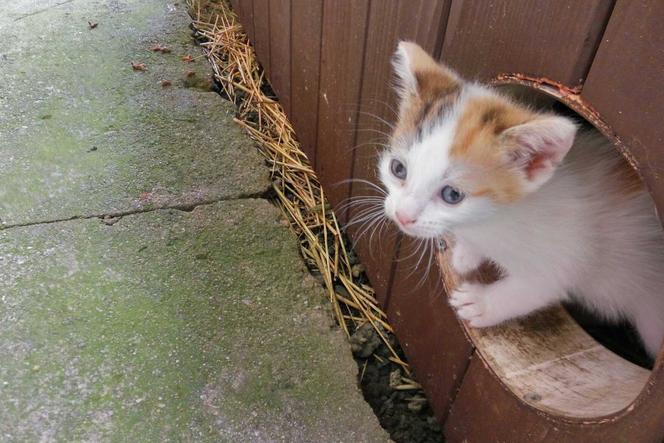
[{"x1": 457, "y1": 210, "x2": 589, "y2": 274}]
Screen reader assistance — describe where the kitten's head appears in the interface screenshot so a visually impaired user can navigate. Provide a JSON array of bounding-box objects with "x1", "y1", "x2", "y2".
[{"x1": 379, "y1": 41, "x2": 577, "y2": 239}]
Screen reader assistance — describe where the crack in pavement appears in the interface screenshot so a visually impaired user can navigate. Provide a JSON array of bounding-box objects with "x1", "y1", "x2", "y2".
[
  {"x1": 13, "y1": 0, "x2": 77, "y2": 21},
  {"x1": 0, "y1": 190, "x2": 272, "y2": 231}
]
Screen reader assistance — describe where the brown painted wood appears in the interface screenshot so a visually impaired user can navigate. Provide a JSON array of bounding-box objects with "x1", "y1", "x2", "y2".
[
  {"x1": 582, "y1": 0, "x2": 664, "y2": 221},
  {"x1": 289, "y1": 0, "x2": 323, "y2": 167},
  {"x1": 233, "y1": 0, "x2": 254, "y2": 43},
  {"x1": 252, "y1": 0, "x2": 270, "y2": 77},
  {"x1": 315, "y1": 0, "x2": 370, "y2": 219},
  {"x1": 387, "y1": 237, "x2": 473, "y2": 423},
  {"x1": 441, "y1": 0, "x2": 614, "y2": 88},
  {"x1": 268, "y1": 0, "x2": 291, "y2": 117},
  {"x1": 445, "y1": 354, "x2": 664, "y2": 443},
  {"x1": 233, "y1": 1, "x2": 664, "y2": 439},
  {"x1": 347, "y1": 0, "x2": 452, "y2": 306}
]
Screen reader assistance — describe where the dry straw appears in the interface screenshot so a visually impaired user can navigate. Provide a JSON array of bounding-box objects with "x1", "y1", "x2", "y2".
[{"x1": 188, "y1": 0, "x2": 417, "y2": 380}]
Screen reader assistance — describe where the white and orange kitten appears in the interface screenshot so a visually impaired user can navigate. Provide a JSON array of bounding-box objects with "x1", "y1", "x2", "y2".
[{"x1": 378, "y1": 42, "x2": 664, "y2": 357}]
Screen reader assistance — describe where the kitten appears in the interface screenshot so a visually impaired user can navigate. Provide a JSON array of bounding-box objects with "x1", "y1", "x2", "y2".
[{"x1": 378, "y1": 41, "x2": 664, "y2": 358}]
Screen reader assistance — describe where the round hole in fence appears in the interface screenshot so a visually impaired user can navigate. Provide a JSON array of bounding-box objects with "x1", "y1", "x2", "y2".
[{"x1": 442, "y1": 81, "x2": 659, "y2": 419}]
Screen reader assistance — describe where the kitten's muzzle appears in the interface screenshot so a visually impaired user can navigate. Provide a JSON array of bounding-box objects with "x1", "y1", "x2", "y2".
[{"x1": 395, "y1": 211, "x2": 417, "y2": 227}]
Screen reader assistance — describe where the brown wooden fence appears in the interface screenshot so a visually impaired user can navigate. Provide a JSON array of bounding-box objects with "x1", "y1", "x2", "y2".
[{"x1": 229, "y1": 1, "x2": 664, "y2": 441}]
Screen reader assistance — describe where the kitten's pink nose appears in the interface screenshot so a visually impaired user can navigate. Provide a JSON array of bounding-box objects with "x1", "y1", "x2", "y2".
[{"x1": 396, "y1": 211, "x2": 417, "y2": 226}]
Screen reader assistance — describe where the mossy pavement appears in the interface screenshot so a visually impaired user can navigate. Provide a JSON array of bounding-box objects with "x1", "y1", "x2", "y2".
[{"x1": 0, "y1": 1, "x2": 389, "y2": 441}]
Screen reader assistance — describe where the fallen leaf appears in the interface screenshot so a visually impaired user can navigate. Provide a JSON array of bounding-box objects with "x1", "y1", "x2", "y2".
[
  {"x1": 150, "y1": 44, "x2": 172, "y2": 53},
  {"x1": 186, "y1": 70, "x2": 196, "y2": 78},
  {"x1": 160, "y1": 79, "x2": 172, "y2": 87},
  {"x1": 88, "y1": 21, "x2": 98, "y2": 29},
  {"x1": 131, "y1": 62, "x2": 147, "y2": 71},
  {"x1": 181, "y1": 55, "x2": 194, "y2": 63}
]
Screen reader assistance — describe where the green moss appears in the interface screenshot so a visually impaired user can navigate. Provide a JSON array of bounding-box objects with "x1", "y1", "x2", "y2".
[
  {"x1": 0, "y1": 0, "x2": 268, "y2": 226},
  {"x1": 0, "y1": 201, "x2": 387, "y2": 441}
]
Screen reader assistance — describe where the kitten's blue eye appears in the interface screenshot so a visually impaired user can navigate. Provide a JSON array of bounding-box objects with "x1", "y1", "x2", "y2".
[
  {"x1": 441, "y1": 185, "x2": 464, "y2": 204},
  {"x1": 390, "y1": 159, "x2": 407, "y2": 180}
]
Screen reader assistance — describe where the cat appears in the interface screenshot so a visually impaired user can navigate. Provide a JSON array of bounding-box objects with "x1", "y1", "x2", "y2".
[{"x1": 377, "y1": 41, "x2": 664, "y2": 358}]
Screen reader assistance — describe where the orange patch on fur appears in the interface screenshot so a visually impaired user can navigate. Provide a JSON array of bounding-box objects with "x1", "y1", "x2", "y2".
[
  {"x1": 450, "y1": 95, "x2": 534, "y2": 203},
  {"x1": 393, "y1": 85, "x2": 459, "y2": 143},
  {"x1": 392, "y1": 43, "x2": 460, "y2": 143}
]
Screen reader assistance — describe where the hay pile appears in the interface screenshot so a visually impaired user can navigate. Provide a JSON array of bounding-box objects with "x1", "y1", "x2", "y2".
[{"x1": 188, "y1": 1, "x2": 420, "y2": 385}]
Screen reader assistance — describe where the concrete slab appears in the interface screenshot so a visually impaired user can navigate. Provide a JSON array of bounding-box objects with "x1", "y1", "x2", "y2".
[
  {"x1": 0, "y1": 0, "x2": 390, "y2": 441},
  {"x1": 0, "y1": 0, "x2": 270, "y2": 226},
  {"x1": 0, "y1": 201, "x2": 388, "y2": 441}
]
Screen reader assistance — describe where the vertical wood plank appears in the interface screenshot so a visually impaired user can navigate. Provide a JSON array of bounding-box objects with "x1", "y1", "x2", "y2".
[
  {"x1": 233, "y1": 0, "x2": 254, "y2": 43},
  {"x1": 348, "y1": 0, "x2": 451, "y2": 306},
  {"x1": 582, "y1": 0, "x2": 664, "y2": 217},
  {"x1": 315, "y1": 0, "x2": 370, "y2": 218},
  {"x1": 441, "y1": 0, "x2": 614, "y2": 88},
  {"x1": 252, "y1": 0, "x2": 270, "y2": 77},
  {"x1": 268, "y1": 0, "x2": 291, "y2": 117},
  {"x1": 387, "y1": 239, "x2": 473, "y2": 423},
  {"x1": 290, "y1": 0, "x2": 323, "y2": 167}
]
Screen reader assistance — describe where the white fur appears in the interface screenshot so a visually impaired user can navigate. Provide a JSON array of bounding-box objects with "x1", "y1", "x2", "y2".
[{"x1": 380, "y1": 85, "x2": 664, "y2": 357}]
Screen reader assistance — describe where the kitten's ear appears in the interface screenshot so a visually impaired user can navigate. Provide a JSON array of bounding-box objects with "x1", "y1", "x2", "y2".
[
  {"x1": 502, "y1": 116, "x2": 577, "y2": 192},
  {"x1": 392, "y1": 41, "x2": 459, "y2": 101}
]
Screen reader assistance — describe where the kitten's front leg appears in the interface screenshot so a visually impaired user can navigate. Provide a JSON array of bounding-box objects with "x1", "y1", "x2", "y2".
[
  {"x1": 449, "y1": 276, "x2": 563, "y2": 328},
  {"x1": 450, "y1": 240, "x2": 483, "y2": 275}
]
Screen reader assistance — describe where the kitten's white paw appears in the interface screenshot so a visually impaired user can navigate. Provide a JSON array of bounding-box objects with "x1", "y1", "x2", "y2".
[
  {"x1": 449, "y1": 283, "x2": 501, "y2": 328},
  {"x1": 451, "y1": 244, "x2": 482, "y2": 275}
]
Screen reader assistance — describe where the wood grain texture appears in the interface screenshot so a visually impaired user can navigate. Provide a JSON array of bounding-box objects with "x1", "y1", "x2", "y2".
[
  {"x1": 445, "y1": 355, "x2": 664, "y2": 443},
  {"x1": 348, "y1": 0, "x2": 451, "y2": 306},
  {"x1": 252, "y1": 0, "x2": 270, "y2": 77},
  {"x1": 268, "y1": 0, "x2": 291, "y2": 116},
  {"x1": 582, "y1": 0, "x2": 664, "y2": 218},
  {"x1": 465, "y1": 307, "x2": 649, "y2": 418},
  {"x1": 289, "y1": 0, "x2": 323, "y2": 167},
  {"x1": 315, "y1": 0, "x2": 370, "y2": 218},
  {"x1": 387, "y1": 238, "x2": 473, "y2": 423},
  {"x1": 441, "y1": 0, "x2": 614, "y2": 88},
  {"x1": 233, "y1": 0, "x2": 255, "y2": 43}
]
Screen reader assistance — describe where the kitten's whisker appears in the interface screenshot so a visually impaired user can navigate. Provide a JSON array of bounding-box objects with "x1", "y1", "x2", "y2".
[
  {"x1": 347, "y1": 141, "x2": 391, "y2": 153},
  {"x1": 416, "y1": 239, "x2": 437, "y2": 289},
  {"x1": 405, "y1": 239, "x2": 427, "y2": 279},
  {"x1": 368, "y1": 216, "x2": 389, "y2": 249},
  {"x1": 399, "y1": 237, "x2": 426, "y2": 265},
  {"x1": 341, "y1": 98, "x2": 399, "y2": 119},
  {"x1": 355, "y1": 110, "x2": 395, "y2": 130},
  {"x1": 346, "y1": 203, "x2": 384, "y2": 218},
  {"x1": 366, "y1": 216, "x2": 388, "y2": 248},
  {"x1": 414, "y1": 239, "x2": 430, "y2": 275},
  {"x1": 358, "y1": 98, "x2": 399, "y2": 118},
  {"x1": 345, "y1": 208, "x2": 385, "y2": 229},
  {"x1": 354, "y1": 128, "x2": 393, "y2": 138},
  {"x1": 337, "y1": 194, "x2": 385, "y2": 204},
  {"x1": 368, "y1": 218, "x2": 393, "y2": 261},
  {"x1": 351, "y1": 213, "x2": 386, "y2": 248},
  {"x1": 336, "y1": 197, "x2": 383, "y2": 212},
  {"x1": 337, "y1": 179, "x2": 388, "y2": 196}
]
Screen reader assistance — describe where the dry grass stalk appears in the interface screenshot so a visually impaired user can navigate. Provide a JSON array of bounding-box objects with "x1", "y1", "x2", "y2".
[{"x1": 188, "y1": 0, "x2": 412, "y2": 377}]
